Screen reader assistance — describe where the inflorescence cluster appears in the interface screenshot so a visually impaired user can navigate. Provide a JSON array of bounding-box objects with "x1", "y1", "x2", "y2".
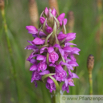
[{"x1": 25, "y1": 7, "x2": 80, "y2": 93}]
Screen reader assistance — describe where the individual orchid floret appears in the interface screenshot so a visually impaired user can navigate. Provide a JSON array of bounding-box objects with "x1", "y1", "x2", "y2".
[
  {"x1": 31, "y1": 71, "x2": 41, "y2": 83},
  {"x1": 46, "y1": 77, "x2": 56, "y2": 93},
  {"x1": 62, "y1": 78, "x2": 74, "y2": 93},
  {"x1": 48, "y1": 47, "x2": 59, "y2": 63},
  {"x1": 25, "y1": 7, "x2": 80, "y2": 93},
  {"x1": 38, "y1": 62, "x2": 47, "y2": 71},
  {"x1": 55, "y1": 65, "x2": 67, "y2": 82}
]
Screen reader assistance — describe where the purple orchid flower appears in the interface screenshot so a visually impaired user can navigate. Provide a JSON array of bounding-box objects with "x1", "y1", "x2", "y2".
[
  {"x1": 25, "y1": 7, "x2": 80, "y2": 93},
  {"x1": 46, "y1": 77, "x2": 56, "y2": 93}
]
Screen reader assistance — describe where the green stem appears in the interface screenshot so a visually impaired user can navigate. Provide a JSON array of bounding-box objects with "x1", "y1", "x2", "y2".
[
  {"x1": 1, "y1": 9, "x2": 20, "y2": 102},
  {"x1": 51, "y1": 91, "x2": 60, "y2": 103},
  {"x1": 89, "y1": 70, "x2": 93, "y2": 95}
]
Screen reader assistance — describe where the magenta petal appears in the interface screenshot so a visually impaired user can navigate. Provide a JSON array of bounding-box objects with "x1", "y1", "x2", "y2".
[
  {"x1": 54, "y1": 44, "x2": 64, "y2": 56},
  {"x1": 62, "y1": 84, "x2": 69, "y2": 93},
  {"x1": 57, "y1": 34, "x2": 67, "y2": 41},
  {"x1": 40, "y1": 47, "x2": 47, "y2": 54},
  {"x1": 63, "y1": 46, "x2": 73, "y2": 52},
  {"x1": 46, "y1": 77, "x2": 56, "y2": 92},
  {"x1": 63, "y1": 18, "x2": 67, "y2": 25},
  {"x1": 25, "y1": 45, "x2": 37, "y2": 50},
  {"x1": 30, "y1": 64, "x2": 37, "y2": 71},
  {"x1": 65, "y1": 33, "x2": 76, "y2": 42},
  {"x1": 48, "y1": 47, "x2": 54, "y2": 53},
  {"x1": 39, "y1": 70, "x2": 50, "y2": 75},
  {"x1": 49, "y1": 63, "x2": 56, "y2": 67},
  {"x1": 32, "y1": 37, "x2": 45, "y2": 45},
  {"x1": 31, "y1": 71, "x2": 41, "y2": 83},
  {"x1": 51, "y1": 8, "x2": 56, "y2": 16},
  {"x1": 70, "y1": 55, "x2": 76, "y2": 61},
  {"x1": 44, "y1": 7, "x2": 49, "y2": 16},
  {"x1": 55, "y1": 65, "x2": 64, "y2": 72},
  {"x1": 28, "y1": 58, "x2": 36, "y2": 64},
  {"x1": 72, "y1": 47, "x2": 80, "y2": 55},
  {"x1": 26, "y1": 26, "x2": 38, "y2": 34},
  {"x1": 65, "y1": 43, "x2": 77, "y2": 46},
  {"x1": 36, "y1": 55, "x2": 45, "y2": 60},
  {"x1": 38, "y1": 62, "x2": 47, "y2": 71},
  {"x1": 69, "y1": 82, "x2": 75, "y2": 86},
  {"x1": 53, "y1": 44, "x2": 61, "y2": 48},
  {"x1": 27, "y1": 40, "x2": 34, "y2": 45},
  {"x1": 49, "y1": 51, "x2": 59, "y2": 63},
  {"x1": 39, "y1": 31, "x2": 46, "y2": 37},
  {"x1": 57, "y1": 13, "x2": 65, "y2": 22},
  {"x1": 27, "y1": 52, "x2": 38, "y2": 61},
  {"x1": 47, "y1": 78, "x2": 54, "y2": 84},
  {"x1": 65, "y1": 79, "x2": 68, "y2": 87},
  {"x1": 46, "y1": 26, "x2": 53, "y2": 33},
  {"x1": 40, "y1": 17, "x2": 45, "y2": 24},
  {"x1": 72, "y1": 73, "x2": 79, "y2": 79}
]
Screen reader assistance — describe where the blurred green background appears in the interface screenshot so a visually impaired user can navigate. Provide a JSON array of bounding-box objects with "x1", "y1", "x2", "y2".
[{"x1": 0, "y1": 0, "x2": 103, "y2": 103}]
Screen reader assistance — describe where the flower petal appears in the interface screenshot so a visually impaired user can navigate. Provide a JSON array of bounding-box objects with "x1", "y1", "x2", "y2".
[
  {"x1": 63, "y1": 18, "x2": 67, "y2": 25},
  {"x1": 39, "y1": 70, "x2": 50, "y2": 75},
  {"x1": 36, "y1": 55, "x2": 45, "y2": 60},
  {"x1": 40, "y1": 17, "x2": 45, "y2": 24},
  {"x1": 65, "y1": 33, "x2": 76, "y2": 42},
  {"x1": 57, "y1": 34, "x2": 67, "y2": 41},
  {"x1": 26, "y1": 26, "x2": 38, "y2": 34},
  {"x1": 25, "y1": 45, "x2": 37, "y2": 50},
  {"x1": 32, "y1": 37, "x2": 45, "y2": 45},
  {"x1": 44, "y1": 7, "x2": 49, "y2": 16},
  {"x1": 30, "y1": 64, "x2": 37, "y2": 71},
  {"x1": 51, "y1": 8, "x2": 56, "y2": 17},
  {"x1": 48, "y1": 47, "x2": 54, "y2": 53}
]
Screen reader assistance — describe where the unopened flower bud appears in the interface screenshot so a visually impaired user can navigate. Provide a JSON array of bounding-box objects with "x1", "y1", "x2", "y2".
[
  {"x1": 51, "y1": 8, "x2": 57, "y2": 17},
  {"x1": 46, "y1": 26, "x2": 53, "y2": 33},
  {"x1": 44, "y1": 7, "x2": 49, "y2": 16},
  {"x1": 87, "y1": 54, "x2": 94, "y2": 71},
  {"x1": 40, "y1": 17, "x2": 45, "y2": 24}
]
